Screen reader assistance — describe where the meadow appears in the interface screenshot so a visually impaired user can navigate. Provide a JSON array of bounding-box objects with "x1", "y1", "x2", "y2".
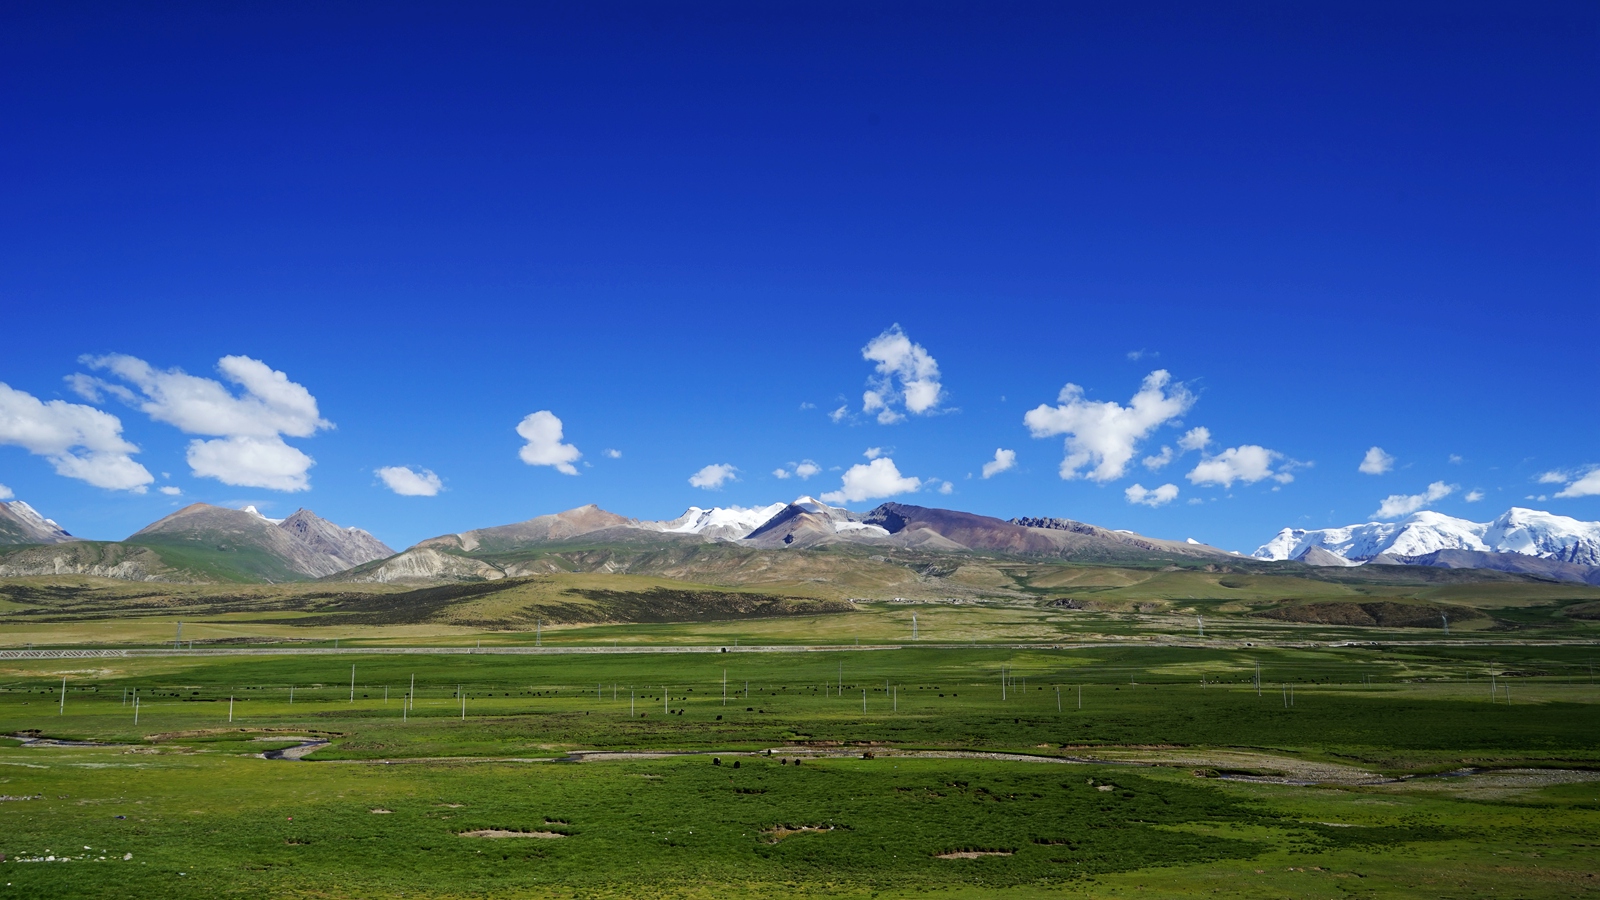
[{"x1": 2, "y1": 638, "x2": 1599, "y2": 898}]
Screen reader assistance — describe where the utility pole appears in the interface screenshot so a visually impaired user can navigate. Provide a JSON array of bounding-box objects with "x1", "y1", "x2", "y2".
[
  {"x1": 664, "y1": 687, "x2": 669, "y2": 715},
  {"x1": 350, "y1": 665, "x2": 356, "y2": 703},
  {"x1": 1056, "y1": 685, "x2": 1061, "y2": 712},
  {"x1": 912, "y1": 613, "x2": 917, "y2": 641},
  {"x1": 862, "y1": 689, "x2": 866, "y2": 712},
  {"x1": 536, "y1": 619, "x2": 541, "y2": 647},
  {"x1": 1196, "y1": 616, "x2": 1203, "y2": 637},
  {"x1": 723, "y1": 670, "x2": 727, "y2": 706},
  {"x1": 175, "y1": 620, "x2": 182, "y2": 650},
  {"x1": 229, "y1": 693, "x2": 234, "y2": 723},
  {"x1": 59, "y1": 676, "x2": 66, "y2": 714}
]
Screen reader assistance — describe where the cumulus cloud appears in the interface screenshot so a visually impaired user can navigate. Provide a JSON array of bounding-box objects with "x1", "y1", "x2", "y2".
[
  {"x1": 864, "y1": 447, "x2": 884, "y2": 459},
  {"x1": 1373, "y1": 481, "x2": 1455, "y2": 519},
  {"x1": 859, "y1": 325, "x2": 943, "y2": 424},
  {"x1": 159, "y1": 485, "x2": 182, "y2": 496},
  {"x1": 1142, "y1": 446, "x2": 1174, "y2": 471},
  {"x1": 1464, "y1": 489, "x2": 1485, "y2": 502},
  {"x1": 516, "y1": 411, "x2": 582, "y2": 475},
  {"x1": 981, "y1": 448, "x2": 1016, "y2": 479},
  {"x1": 937, "y1": 480, "x2": 954, "y2": 495},
  {"x1": 689, "y1": 463, "x2": 739, "y2": 490},
  {"x1": 0, "y1": 382, "x2": 153, "y2": 491},
  {"x1": 820, "y1": 457, "x2": 922, "y2": 504},
  {"x1": 603, "y1": 448, "x2": 622, "y2": 459},
  {"x1": 1177, "y1": 427, "x2": 1210, "y2": 452},
  {"x1": 79, "y1": 354, "x2": 329, "y2": 492},
  {"x1": 1537, "y1": 470, "x2": 1569, "y2": 484},
  {"x1": 0, "y1": 483, "x2": 12, "y2": 499},
  {"x1": 773, "y1": 460, "x2": 821, "y2": 481},
  {"x1": 377, "y1": 465, "x2": 443, "y2": 497},
  {"x1": 186, "y1": 435, "x2": 314, "y2": 491},
  {"x1": 1125, "y1": 483, "x2": 1179, "y2": 507},
  {"x1": 1554, "y1": 468, "x2": 1600, "y2": 499},
  {"x1": 1186, "y1": 445, "x2": 1297, "y2": 488},
  {"x1": 1024, "y1": 370, "x2": 1195, "y2": 482},
  {"x1": 1359, "y1": 446, "x2": 1395, "y2": 475}
]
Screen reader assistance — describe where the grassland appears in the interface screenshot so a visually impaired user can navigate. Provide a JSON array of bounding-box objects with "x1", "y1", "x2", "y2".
[{"x1": 2, "y1": 566, "x2": 1599, "y2": 897}]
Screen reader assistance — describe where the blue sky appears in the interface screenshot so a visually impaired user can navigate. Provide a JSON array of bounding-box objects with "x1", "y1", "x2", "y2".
[{"x1": 1, "y1": 2, "x2": 1596, "y2": 553}]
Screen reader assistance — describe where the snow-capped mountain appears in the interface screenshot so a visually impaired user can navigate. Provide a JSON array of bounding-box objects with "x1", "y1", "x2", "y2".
[
  {"x1": 645, "y1": 503, "x2": 789, "y2": 541},
  {"x1": 1255, "y1": 508, "x2": 1600, "y2": 566},
  {"x1": 0, "y1": 500, "x2": 78, "y2": 545}
]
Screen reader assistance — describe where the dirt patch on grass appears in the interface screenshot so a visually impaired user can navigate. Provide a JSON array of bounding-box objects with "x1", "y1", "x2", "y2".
[
  {"x1": 762, "y1": 824, "x2": 834, "y2": 843},
  {"x1": 370, "y1": 808, "x2": 392, "y2": 814},
  {"x1": 459, "y1": 829, "x2": 565, "y2": 839},
  {"x1": 936, "y1": 849, "x2": 1013, "y2": 859}
]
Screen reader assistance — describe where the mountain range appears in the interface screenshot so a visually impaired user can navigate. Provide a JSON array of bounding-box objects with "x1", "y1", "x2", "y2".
[
  {"x1": 5, "y1": 495, "x2": 1599, "y2": 586},
  {"x1": 0, "y1": 501, "x2": 393, "y2": 582},
  {"x1": 1254, "y1": 507, "x2": 1600, "y2": 585}
]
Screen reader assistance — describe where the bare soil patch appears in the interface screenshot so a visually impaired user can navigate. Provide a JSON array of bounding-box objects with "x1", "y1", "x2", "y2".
[
  {"x1": 761, "y1": 824, "x2": 834, "y2": 843},
  {"x1": 459, "y1": 829, "x2": 565, "y2": 839},
  {"x1": 936, "y1": 849, "x2": 1013, "y2": 859}
]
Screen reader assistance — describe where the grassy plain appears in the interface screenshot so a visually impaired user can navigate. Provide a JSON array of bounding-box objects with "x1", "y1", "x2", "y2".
[
  {"x1": 3, "y1": 643, "x2": 1600, "y2": 898},
  {"x1": 2, "y1": 566, "x2": 1599, "y2": 897}
]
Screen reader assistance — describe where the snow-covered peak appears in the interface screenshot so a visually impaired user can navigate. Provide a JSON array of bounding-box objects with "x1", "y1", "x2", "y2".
[
  {"x1": 657, "y1": 503, "x2": 787, "y2": 537},
  {"x1": 8, "y1": 501, "x2": 55, "y2": 531},
  {"x1": 1484, "y1": 507, "x2": 1600, "y2": 565},
  {"x1": 1255, "y1": 507, "x2": 1600, "y2": 565},
  {"x1": 242, "y1": 505, "x2": 285, "y2": 525}
]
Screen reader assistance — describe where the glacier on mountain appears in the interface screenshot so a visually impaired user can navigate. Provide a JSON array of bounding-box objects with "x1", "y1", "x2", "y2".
[{"x1": 1254, "y1": 507, "x2": 1600, "y2": 565}]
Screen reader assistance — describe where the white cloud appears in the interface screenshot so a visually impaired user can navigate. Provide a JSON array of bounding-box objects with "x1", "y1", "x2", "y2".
[
  {"x1": 937, "y1": 480, "x2": 954, "y2": 495},
  {"x1": 689, "y1": 463, "x2": 739, "y2": 490},
  {"x1": 159, "y1": 485, "x2": 182, "y2": 496},
  {"x1": 799, "y1": 402, "x2": 816, "y2": 410},
  {"x1": 1537, "y1": 470, "x2": 1569, "y2": 484},
  {"x1": 1373, "y1": 481, "x2": 1455, "y2": 519},
  {"x1": 1126, "y1": 349, "x2": 1158, "y2": 361},
  {"x1": 981, "y1": 448, "x2": 1016, "y2": 479},
  {"x1": 829, "y1": 404, "x2": 849, "y2": 423},
  {"x1": 774, "y1": 460, "x2": 821, "y2": 481},
  {"x1": 186, "y1": 435, "x2": 315, "y2": 491},
  {"x1": 1359, "y1": 446, "x2": 1395, "y2": 475},
  {"x1": 1186, "y1": 445, "x2": 1295, "y2": 488},
  {"x1": 1464, "y1": 489, "x2": 1485, "y2": 502},
  {"x1": 864, "y1": 447, "x2": 884, "y2": 460},
  {"x1": 80, "y1": 354, "x2": 330, "y2": 492},
  {"x1": 377, "y1": 465, "x2": 443, "y2": 497},
  {"x1": 1449, "y1": 454, "x2": 1463, "y2": 464},
  {"x1": 516, "y1": 411, "x2": 582, "y2": 475},
  {"x1": 1024, "y1": 370, "x2": 1195, "y2": 483},
  {"x1": 860, "y1": 325, "x2": 943, "y2": 424},
  {"x1": 0, "y1": 483, "x2": 12, "y2": 499},
  {"x1": 1125, "y1": 483, "x2": 1179, "y2": 507},
  {"x1": 1554, "y1": 468, "x2": 1600, "y2": 499},
  {"x1": 0, "y1": 382, "x2": 153, "y2": 492},
  {"x1": 1177, "y1": 426, "x2": 1210, "y2": 452},
  {"x1": 604, "y1": 448, "x2": 622, "y2": 459},
  {"x1": 820, "y1": 457, "x2": 922, "y2": 504},
  {"x1": 1142, "y1": 446, "x2": 1174, "y2": 471}
]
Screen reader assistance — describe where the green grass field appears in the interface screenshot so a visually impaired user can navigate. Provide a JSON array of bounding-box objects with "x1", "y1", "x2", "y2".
[
  {"x1": 3, "y1": 567, "x2": 1599, "y2": 897},
  {"x1": 3, "y1": 641, "x2": 1599, "y2": 898}
]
